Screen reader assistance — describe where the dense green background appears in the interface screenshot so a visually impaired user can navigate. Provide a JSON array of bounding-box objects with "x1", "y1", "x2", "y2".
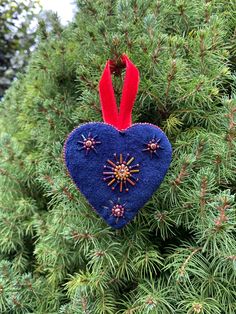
[{"x1": 0, "y1": 1, "x2": 235, "y2": 313}]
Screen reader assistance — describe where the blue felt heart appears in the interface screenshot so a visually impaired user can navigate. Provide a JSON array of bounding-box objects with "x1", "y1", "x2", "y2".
[{"x1": 64, "y1": 122, "x2": 172, "y2": 229}]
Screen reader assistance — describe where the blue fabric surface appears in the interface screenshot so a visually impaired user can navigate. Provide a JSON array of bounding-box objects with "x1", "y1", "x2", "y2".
[{"x1": 64, "y1": 122, "x2": 172, "y2": 229}]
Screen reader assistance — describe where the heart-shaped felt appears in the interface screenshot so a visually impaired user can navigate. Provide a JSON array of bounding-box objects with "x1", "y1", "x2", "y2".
[{"x1": 64, "y1": 122, "x2": 172, "y2": 229}]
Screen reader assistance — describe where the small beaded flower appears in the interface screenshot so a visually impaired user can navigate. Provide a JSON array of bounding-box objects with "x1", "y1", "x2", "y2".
[
  {"x1": 142, "y1": 137, "x2": 164, "y2": 158},
  {"x1": 103, "y1": 153, "x2": 140, "y2": 192},
  {"x1": 78, "y1": 133, "x2": 101, "y2": 154},
  {"x1": 103, "y1": 198, "x2": 130, "y2": 224}
]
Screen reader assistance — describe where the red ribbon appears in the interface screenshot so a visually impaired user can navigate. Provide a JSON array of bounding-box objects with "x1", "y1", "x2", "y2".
[{"x1": 99, "y1": 54, "x2": 140, "y2": 130}]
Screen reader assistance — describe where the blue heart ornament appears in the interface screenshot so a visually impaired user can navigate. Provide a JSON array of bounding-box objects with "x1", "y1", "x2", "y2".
[{"x1": 64, "y1": 122, "x2": 172, "y2": 229}]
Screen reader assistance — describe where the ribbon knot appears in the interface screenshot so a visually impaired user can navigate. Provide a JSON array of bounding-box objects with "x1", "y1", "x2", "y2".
[{"x1": 99, "y1": 54, "x2": 140, "y2": 130}]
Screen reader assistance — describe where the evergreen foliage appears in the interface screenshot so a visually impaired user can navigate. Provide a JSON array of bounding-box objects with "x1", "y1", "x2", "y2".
[
  {"x1": 0, "y1": 0, "x2": 40, "y2": 98},
  {"x1": 0, "y1": 0, "x2": 236, "y2": 313}
]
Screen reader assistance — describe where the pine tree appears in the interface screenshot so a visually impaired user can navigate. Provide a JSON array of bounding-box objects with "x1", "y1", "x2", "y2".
[
  {"x1": 0, "y1": 1, "x2": 236, "y2": 313},
  {"x1": 0, "y1": 0, "x2": 40, "y2": 98}
]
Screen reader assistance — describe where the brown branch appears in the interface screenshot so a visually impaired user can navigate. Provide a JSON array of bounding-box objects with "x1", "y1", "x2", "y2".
[
  {"x1": 200, "y1": 176, "x2": 207, "y2": 213},
  {"x1": 0, "y1": 168, "x2": 21, "y2": 184},
  {"x1": 152, "y1": 39, "x2": 162, "y2": 64},
  {"x1": 44, "y1": 175, "x2": 74, "y2": 200},
  {"x1": 178, "y1": 4, "x2": 189, "y2": 30},
  {"x1": 204, "y1": 0, "x2": 210, "y2": 23},
  {"x1": 71, "y1": 231, "x2": 95, "y2": 241},
  {"x1": 172, "y1": 161, "x2": 189, "y2": 186},
  {"x1": 225, "y1": 107, "x2": 236, "y2": 149},
  {"x1": 199, "y1": 33, "x2": 206, "y2": 63},
  {"x1": 146, "y1": 297, "x2": 156, "y2": 306},
  {"x1": 195, "y1": 140, "x2": 205, "y2": 160},
  {"x1": 213, "y1": 155, "x2": 222, "y2": 165},
  {"x1": 193, "y1": 303, "x2": 203, "y2": 313},
  {"x1": 12, "y1": 297, "x2": 21, "y2": 307},
  {"x1": 62, "y1": 186, "x2": 74, "y2": 200},
  {"x1": 80, "y1": 75, "x2": 97, "y2": 89},
  {"x1": 179, "y1": 247, "x2": 202, "y2": 276},
  {"x1": 81, "y1": 296, "x2": 89, "y2": 314},
  {"x1": 87, "y1": 101, "x2": 102, "y2": 114},
  {"x1": 94, "y1": 251, "x2": 105, "y2": 257},
  {"x1": 165, "y1": 59, "x2": 177, "y2": 99},
  {"x1": 215, "y1": 197, "x2": 230, "y2": 229},
  {"x1": 125, "y1": 30, "x2": 132, "y2": 49}
]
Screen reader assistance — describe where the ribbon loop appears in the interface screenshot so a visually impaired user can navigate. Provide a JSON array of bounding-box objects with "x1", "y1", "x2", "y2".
[{"x1": 99, "y1": 54, "x2": 140, "y2": 130}]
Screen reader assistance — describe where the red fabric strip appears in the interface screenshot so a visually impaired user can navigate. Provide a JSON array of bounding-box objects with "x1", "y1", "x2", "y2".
[
  {"x1": 99, "y1": 60, "x2": 119, "y2": 128},
  {"x1": 118, "y1": 55, "x2": 140, "y2": 130},
  {"x1": 99, "y1": 54, "x2": 140, "y2": 130}
]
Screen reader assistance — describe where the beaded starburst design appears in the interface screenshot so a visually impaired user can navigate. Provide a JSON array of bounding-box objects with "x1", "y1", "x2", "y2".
[
  {"x1": 103, "y1": 198, "x2": 130, "y2": 223},
  {"x1": 78, "y1": 133, "x2": 101, "y2": 155},
  {"x1": 103, "y1": 153, "x2": 140, "y2": 192},
  {"x1": 142, "y1": 136, "x2": 164, "y2": 158}
]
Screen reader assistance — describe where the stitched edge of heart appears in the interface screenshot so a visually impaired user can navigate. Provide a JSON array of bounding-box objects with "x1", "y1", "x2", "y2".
[{"x1": 63, "y1": 122, "x2": 171, "y2": 227}]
